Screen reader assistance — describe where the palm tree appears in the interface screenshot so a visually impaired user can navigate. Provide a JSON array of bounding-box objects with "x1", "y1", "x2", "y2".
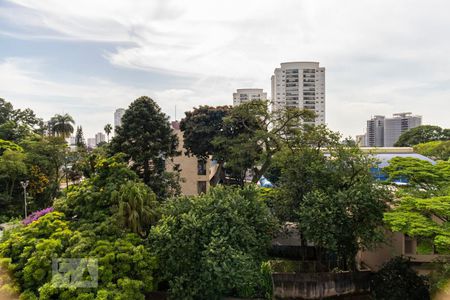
[
  {"x1": 104, "y1": 123, "x2": 112, "y2": 142},
  {"x1": 50, "y1": 114, "x2": 75, "y2": 138},
  {"x1": 113, "y1": 181, "x2": 158, "y2": 236}
]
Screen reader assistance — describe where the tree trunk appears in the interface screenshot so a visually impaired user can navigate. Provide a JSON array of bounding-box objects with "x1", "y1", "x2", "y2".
[
  {"x1": 210, "y1": 161, "x2": 225, "y2": 186},
  {"x1": 143, "y1": 159, "x2": 150, "y2": 184}
]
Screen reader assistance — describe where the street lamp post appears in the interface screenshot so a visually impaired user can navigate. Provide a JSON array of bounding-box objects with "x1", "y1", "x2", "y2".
[{"x1": 20, "y1": 180, "x2": 29, "y2": 218}]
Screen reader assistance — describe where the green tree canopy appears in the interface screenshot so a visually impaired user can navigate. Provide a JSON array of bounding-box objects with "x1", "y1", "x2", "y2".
[
  {"x1": 179, "y1": 105, "x2": 231, "y2": 160},
  {"x1": 267, "y1": 126, "x2": 391, "y2": 269},
  {"x1": 383, "y1": 157, "x2": 450, "y2": 196},
  {"x1": 151, "y1": 185, "x2": 276, "y2": 299},
  {"x1": 180, "y1": 101, "x2": 313, "y2": 186},
  {"x1": 384, "y1": 195, "x2": 450, "y2": 254},
  {"x1": 113, "y1": 181, "x2": 159, "y2": 237},
  {"x1": 0, "y1": 98, "x2": 43, "y2": 142},
  {"x1": 110, "y1": 96, "x2": 179, "y2": 199},
  {"x1": 50, "y1": 113, "x2": 75, "y2": 138},
  {"x1": 414, "y1": 140, "x2": 450, "y2": 161},
  {"x1": 394, "y1": 125, "x2": 450, "y2": 147}
]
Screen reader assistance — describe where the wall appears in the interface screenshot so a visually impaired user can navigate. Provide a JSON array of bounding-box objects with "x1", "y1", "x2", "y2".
[{"x1": 272, "y1": 271, "x2": 371, "y2": 299}]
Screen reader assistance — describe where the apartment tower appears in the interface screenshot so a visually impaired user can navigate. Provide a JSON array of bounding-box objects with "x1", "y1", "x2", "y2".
[
  {"x1": 233, "y1": 88, "x2": 267, "y2": 106},
  {"x1": 114, "y1": 108, "x2": 126, "y2": 128},
  {"x1": 271, "y1": 62, "x2": 325, "y2": 125}
]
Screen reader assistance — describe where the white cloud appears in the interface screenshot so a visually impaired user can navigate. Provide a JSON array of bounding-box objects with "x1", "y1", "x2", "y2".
[{"x1": 1, "y1": 0, "x2": 450, "y2": 137}]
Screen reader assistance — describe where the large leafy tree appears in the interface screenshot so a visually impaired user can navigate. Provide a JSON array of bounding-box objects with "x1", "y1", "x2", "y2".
[
  {"x1": 383, "y1": 157, "x2": 450, "y2": 196},
  {"x1": 110, "y1": 96, "x2": 179, "y2": 199},
  {"x1": 151, "y1": 185, "x2": 276, "y2": 299},
  {"x1": 50, "y1": 113, "x2": 75, "y2": 138},
  {"x1": 394, "y1": 125, "x2": 450, "y2": 147},
  {"x1": 0, "y1": 149, "x2": 27, "y2": 217},
  {"x1": 383, "y1": 157, "x2": 450, "y2": 295},
  {"x1": 384, "y1": 195, "x2": 450, "y2": 254},
  {"x1": 180, "y1": 101, "x2": 312, "y2": 186},
  {"x1": 270, "y1": 126, "x2": 391, "y2": 269},
  {"x1": 20, "y1": 136, "x2": 67, "y2": 208},
  {"x1": 0, "y1": 98, "x2": 43, "y2": 142}
]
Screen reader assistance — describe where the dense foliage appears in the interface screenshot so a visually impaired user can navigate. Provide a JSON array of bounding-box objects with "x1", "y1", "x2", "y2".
[
  {"x1": 370, "y1": 256, "x2": 430, "y2": 300},
  {"x1": 180, "y1": 100, "x2": 313, "y2": 185},
  {"x1": 414, "y1": 140, "x2": 450, "y2": 161},
  {"x1": 151, "y1": 185, "x2": 276, "y2": 299},
  {"x1": 110, "y1": 96, "x2": 180, "y2": 199},
  {"x1": 383, "y1": 157, "x2": 450, "y2": 295},
  {"x1": 266, "y1": 126, "x2": 391, "y2": 270},
  {"x1": 0, "y1": 156, "x2": 159, "y2": 299},
  {"x1": 394, "y1": 125, "x2": 450, "y2": 147}
]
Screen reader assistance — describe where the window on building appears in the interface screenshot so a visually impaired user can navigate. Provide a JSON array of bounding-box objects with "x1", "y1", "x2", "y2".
[
  {"x1": 197, "y1": 181, "x2": 207, "y2": 194},
  {"x1": 404, "y1": 235, "x2": 414, "y2": 254},
  {"x1": 197, "y1": 159, "x2": 206, "y2": 175}
]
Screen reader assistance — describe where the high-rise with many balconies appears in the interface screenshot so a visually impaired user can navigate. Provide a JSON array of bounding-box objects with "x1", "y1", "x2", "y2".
[
  {"x1": 233, "y1": 88, "x2": 267, "y2": 106},
  {"x1": 271, "y1": 62, "x2": 325, "y2": 125}
]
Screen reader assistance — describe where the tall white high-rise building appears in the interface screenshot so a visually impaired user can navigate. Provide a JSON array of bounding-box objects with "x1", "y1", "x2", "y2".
[
  {"x1": 114, "y1": 108, "x2": 126, "y2": 128},
  {"x1": 384, "y1": 113, "x2": 422, "y2": 147},
  {"x1": 271, "y1": 62, "x2": 325, "y2": 125},
  {"x1": 233, "y1": 88, "x2": 267, "y2": 106}
]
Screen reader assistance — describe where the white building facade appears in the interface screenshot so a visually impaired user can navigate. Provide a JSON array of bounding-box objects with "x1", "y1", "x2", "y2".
[
  {"x1": 95, "y1": 132, "x2": 106, "y2": 145},
  {"x1": 233, "y1": 88, "x2": 267, "y2": 106},
  {"x1": 271, "y1": 62, "x2": 326, "y2": 125},
  {"x1": 114, "y1": 108, "x2": 126, "y2": 128}
]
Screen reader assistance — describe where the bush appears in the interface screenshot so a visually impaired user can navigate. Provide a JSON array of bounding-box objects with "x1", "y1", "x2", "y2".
[
  {"x1": 151, "y1": 185, "x2": 277, "y2": 299},
  {"x1": 371, "y1": 256, "x2": 430, "y2": 300}
]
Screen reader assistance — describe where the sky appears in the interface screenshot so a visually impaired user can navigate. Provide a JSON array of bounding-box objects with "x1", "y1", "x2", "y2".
[{"x1": 0, "y1": 0, "x2": 449, "y2": 139}]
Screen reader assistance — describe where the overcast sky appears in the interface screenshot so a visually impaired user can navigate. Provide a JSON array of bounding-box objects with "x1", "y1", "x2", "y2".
[{"x1": 1, "y1": 0, "x2": 449, "y2": 139}]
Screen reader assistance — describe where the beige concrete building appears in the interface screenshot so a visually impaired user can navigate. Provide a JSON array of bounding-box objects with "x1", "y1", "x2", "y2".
[
  {"x1": 233, "y1": 88, "x2": 267, "y2": 106},
  {"x1": 359, "y1": 230, "x2": 446, "y2": 274},
  {"x1": 167, "y1": 121, "x2": 211, "y2": 196}
]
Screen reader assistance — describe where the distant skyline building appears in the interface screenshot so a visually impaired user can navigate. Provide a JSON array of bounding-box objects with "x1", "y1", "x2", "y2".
[
  {"x1": 87, "y1": 138, "x2": 96, "y2": 149},
  {"x1": 233, "y1": 88, "x2": 267, "y2": 106},
  {"x1": 114, "y1": 108, "x2": 126, "y2": 128},
  {"x1": 366, "y1": 115, "x2": 385, "y2": 147},
  {"x1": 355, "y1": 134, "x2": 366, "y2": 147},
  {"x1": 364, "y1": 113, "x2": 422, "y2": 147},
  {"x1": 95, "y1": 132, "x2": 106, "y2": 145},
  {"x1": 271, "y1": 61, "x2": 325, "y2": 125},
  {"x1": 384, "y1": 113, "x2": 422, "y2": 147}
]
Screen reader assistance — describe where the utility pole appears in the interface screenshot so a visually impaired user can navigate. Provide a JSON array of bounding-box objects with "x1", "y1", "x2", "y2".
[{"x1": 20, "y1": 180, "x2": 29, "y2": 218}]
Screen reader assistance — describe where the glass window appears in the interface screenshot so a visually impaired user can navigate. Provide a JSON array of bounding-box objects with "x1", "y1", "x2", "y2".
[
  {"x1": 197, "y1": 181, "x2": 207, "y2": 194},
  {"x1": 197, "y1": 159, "x2": 206, "y2": 175}
]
